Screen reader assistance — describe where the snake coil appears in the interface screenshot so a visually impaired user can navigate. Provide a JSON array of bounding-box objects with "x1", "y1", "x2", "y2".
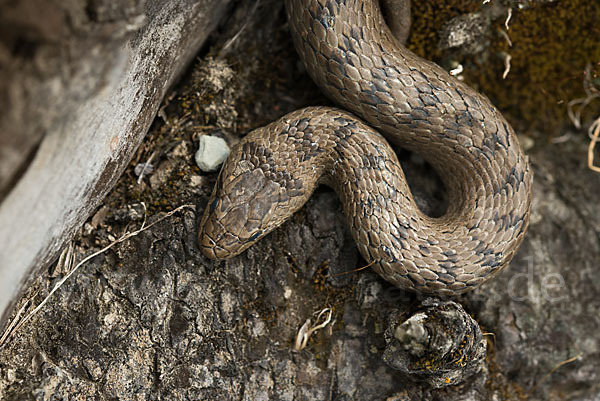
[{"x1": 198, "y1": 0, "x2": 533, "y2": 296}]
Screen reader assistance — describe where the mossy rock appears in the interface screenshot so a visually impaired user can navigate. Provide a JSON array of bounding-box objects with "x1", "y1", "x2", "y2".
[{"x1": 407, "y1": 0, "x2": 600, "y2": 137}]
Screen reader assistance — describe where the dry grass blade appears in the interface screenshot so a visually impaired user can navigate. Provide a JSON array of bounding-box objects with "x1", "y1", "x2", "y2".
[
  {"x1": 219, "y1": 0, "x2": 261, "y2": 56},
  {"x1": 482, "y1": 331, "x2": 496, "y2": 347},
  {"x1": 588, "y1": 117, "x2": 600, "y2": 173},
  {"x1": 0, "y1": 203, "x2": 194, "y2": 348},
  {"x1": 567, "y1": 64, "x2": 599, "y2": 130},
  {"x1": 137, "y1": 151, "x2": 157, "y2": 184},
  {"x1": 528, "y1": 353, "x2": 582, "y2": 395},
  {"x1": 502, "y1": 53, "x2": 512, "y2": 80},
  {"x1": 294, "y1": 307, "x2": 333, "y2": 351},
  {"x1": 329, "y1": 260, "x2": 376, "y2": 279}
]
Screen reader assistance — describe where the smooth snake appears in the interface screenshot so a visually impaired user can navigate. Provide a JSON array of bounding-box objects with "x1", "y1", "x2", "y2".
[{"x1": 197, "y1": 0, "x2": 533, "y2": 296}]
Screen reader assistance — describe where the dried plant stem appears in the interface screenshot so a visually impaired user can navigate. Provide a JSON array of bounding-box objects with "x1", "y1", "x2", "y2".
[{"x1": 0, "y1": 204, "x2": 194, "y2": 348}]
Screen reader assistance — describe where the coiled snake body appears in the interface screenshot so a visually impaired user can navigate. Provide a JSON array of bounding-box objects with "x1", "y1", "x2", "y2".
[{"x1": 198, "y1": 0, "x2": 533, "y2": 296}]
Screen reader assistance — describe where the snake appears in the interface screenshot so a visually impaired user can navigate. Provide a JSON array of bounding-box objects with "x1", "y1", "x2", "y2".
[{"x1": 197, "y1": 0, "x2": 533, "y2": 296}]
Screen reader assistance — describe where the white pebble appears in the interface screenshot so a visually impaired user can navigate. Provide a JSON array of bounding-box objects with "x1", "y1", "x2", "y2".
[
  {"x1": 194, "y1": 135, "x2": 230, "y2": 172},
  {"x1": 134, "y1": 162, "x2": 154, "y2": 176}
]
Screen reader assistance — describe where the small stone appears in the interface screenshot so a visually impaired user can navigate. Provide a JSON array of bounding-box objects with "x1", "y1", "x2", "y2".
[
  {"x1": 134, "y1": 162, "x2": 154, "y2": 177},
  {"x1": 393, "y1": 312, "x2": 429, "y2": 357},
  {"x1": 170, "y1": 141, "x2": 189, "y2": 157},
  {"x1": 83, "y1": 222, "x2": 95, "y2": 236},
  {"x1": 149, "y1": 160, "x2": 176, "y2": 190},
  {"x1": 359, "y1": 280, "x2": 383, "y2": 309},
  {"x1": 195, "y1": 135, "x2": 231, "y2": 172},
  {"x1": 439, "y1": 13, "x2": 490, "y2": 55},
  {"x1": 519, "y1": 134, "x2": 535, "y2": 151},
  {"x1": 111, "y1": 202, "x2": 146, "y2": 223},
  {"x1": 91, "y1": 206, "x2": 109, "y2": 228},
  {"x1": 188, "y1": 175, "x2": 205, "y2": 188},
  {"x1": 250, "y1": 316, "x2": 266, "y2": 338}
]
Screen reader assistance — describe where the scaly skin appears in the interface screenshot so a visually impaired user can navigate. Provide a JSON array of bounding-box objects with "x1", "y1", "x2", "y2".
[{"x1": 198, "y1": 0, "x2": 533, "y2": 296}]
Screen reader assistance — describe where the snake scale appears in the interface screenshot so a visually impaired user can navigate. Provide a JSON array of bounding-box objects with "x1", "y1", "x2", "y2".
[{"x1": 198, "y1": 0, "x2": 533, "y2": 296}]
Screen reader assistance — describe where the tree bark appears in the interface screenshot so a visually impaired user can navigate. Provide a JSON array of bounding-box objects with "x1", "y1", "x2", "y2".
[{"x1": 0, "y1": 0, "x2": 233, "y2": 333}]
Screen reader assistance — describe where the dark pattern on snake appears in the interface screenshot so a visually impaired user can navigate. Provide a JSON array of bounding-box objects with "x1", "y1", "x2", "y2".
[{"x1": 197, "y1": 0, "x2": 533, "y2": 296}]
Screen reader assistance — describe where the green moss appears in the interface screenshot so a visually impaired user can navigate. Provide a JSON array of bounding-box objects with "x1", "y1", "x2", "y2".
[{"x1": 407, "y1": 0, "x2": 600, "y2": 136}]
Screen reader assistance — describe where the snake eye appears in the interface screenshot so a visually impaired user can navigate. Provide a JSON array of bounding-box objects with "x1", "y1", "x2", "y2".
[
  {"x1": 249, "y1": 231, "x2": 262, "y2": 241},
  {"x1": 209, "y1": 198, "x2": 218, "y2": 213}
]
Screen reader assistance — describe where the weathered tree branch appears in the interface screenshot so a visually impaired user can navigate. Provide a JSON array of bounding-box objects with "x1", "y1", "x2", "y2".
[{"x1": 0, "y1": 0, "x2": 233, "y2": 332}]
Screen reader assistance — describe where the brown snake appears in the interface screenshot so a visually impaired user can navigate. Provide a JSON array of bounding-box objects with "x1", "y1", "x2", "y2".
[{"x1": 197, "y1": 0, "x2": 533, "y2": 296}]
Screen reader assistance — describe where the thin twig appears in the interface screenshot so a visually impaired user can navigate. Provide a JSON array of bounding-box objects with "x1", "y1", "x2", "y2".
[
  {"x1": 329, "y1": 260, "x2": 376, "y2": 278},
  {"x1": 482, "y1": 332, "x2": 496, "y2": 347},
  {"x1": 0, "y1": 290, "x2": 39, "y2": 347},
  {"x1": 137, "y1": 151, "x2": 157, "y2": 184},
  {"x1": 157, "y1": 91, "x2": 176, "y2": 124},
  {"x1": 219, "y1": 0, "x2": 261, "y2": 56},
  {"x1": 550, "y1": 132, "x2": 573, "y2": 144},
  {"x1": 450, "y1": 64, "x2": 464, "y2": 76},
  {"x1": 502, "y1": 53, "x2": 512, "y2": 79},
  {"x1": 505, "y1": 8, "x2": 512, "y2": 30},
  {"x1": 528, "y1": 353, "x2": 582, "y2": 395},
  {"x1": 499, "y1": 29, "x2": 512, "y2": 47},
  {"x1": 294, "y1": 307, "x2": 333, "y2": 351},
  {"x1": 567, "y1": 64, "x2": 599, "y2": 130},
  {"x1": 588, "y1": 117, "x2": 600, "y2": 172},
  {"x1": 0, "y1": 204, "x2": 194, "y2": 348}
]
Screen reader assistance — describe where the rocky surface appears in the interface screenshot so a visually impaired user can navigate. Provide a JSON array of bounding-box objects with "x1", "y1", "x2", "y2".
[{"x1": 1, "y1": 1, "x2": 599, "y2": 400}]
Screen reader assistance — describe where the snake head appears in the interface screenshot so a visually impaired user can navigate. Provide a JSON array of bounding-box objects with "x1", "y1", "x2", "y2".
[
  {"x1": 197, "y1": 135, "x2": 313, "y2": 260},
  {"x1": 198, "y1": 163, "x2": 271, "y2": 259}
]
